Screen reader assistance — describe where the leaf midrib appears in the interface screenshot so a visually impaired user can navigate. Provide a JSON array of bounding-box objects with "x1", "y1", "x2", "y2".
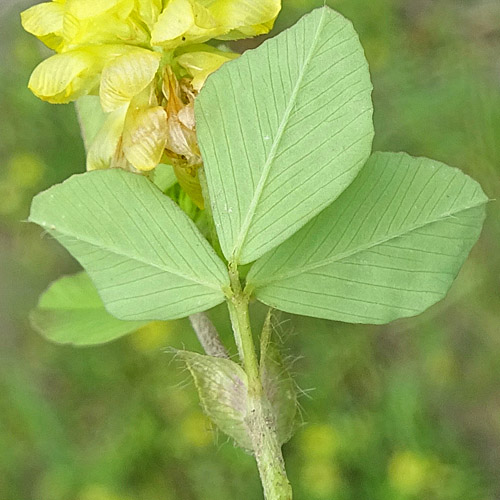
[
  {"x1": 249, "y1": 200, "x2": 486, "y2": 288},
  {"x1": 230, "y1": 8, "x2": 328, "y2": 263}
]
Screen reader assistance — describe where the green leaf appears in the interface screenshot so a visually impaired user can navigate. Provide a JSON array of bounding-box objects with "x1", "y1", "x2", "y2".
[
  {"x1": 196, "y1": 6, "x2": 374, "y2": 265},
  {"x1": 247, "y1": 152, "x2": 488, "y2": 324},
  {"x1": 31, "y1": 272, "x2": 147, "y2": 346},
  {"x1": 178, "y1": 350, "x2": 252, "y2": 450},
  {"x1": 29, "y1": 169, "x2": 230, "y2": 321},
  {"x1": 75, "y1": 95, "x2": 107, "y2": 152}
]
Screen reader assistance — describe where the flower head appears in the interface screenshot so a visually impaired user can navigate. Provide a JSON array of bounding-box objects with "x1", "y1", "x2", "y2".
[{"x1": 22, "y1": 0, "x2": 281, "y2": 206}]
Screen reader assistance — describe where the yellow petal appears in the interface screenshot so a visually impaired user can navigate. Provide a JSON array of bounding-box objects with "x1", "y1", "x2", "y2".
[
  {"x1": 151, "y1": 0, "x2": 195, "y2": 46},
  {"x1": 28, "y1": 50, "x2": 100, "y2": 104},
  {"x1": 191, "y1": 1, "x2": 220, "y2": 29},
  {"x1": 20, "y1": 2, "x2": 64, "y2": 50},
  {"x1": 61, "y1": 11, "x2": 80, "y2": 45},
  {"x1": 65, "y1": 0, "x2": 132, "y2": 20},
  {"x1": 62, "y1": 0, "x2": 149, "y2": 50},
  {"x1": 100, "y1": 49, "x2": 161, "y2": 112},
  {"x1": 206, "y1": 0, "x2": 281, "y2": 39},
  {"x1": 62, "y1": 9, "x2": 149, "y2": 50},
  {"x1": 151, "y1": 0, "x2": 221, "y2": 48},
  {"x1": 87, "y1": 105, "x2": 128, "y2": 171},
  {"x1": 122, "y1": 106, "x2": 168, "y2": 171},
  {"x1": 176, "y1": 45, "x2": 239, "y2": 90},
  {"x1": 135, "y1": 0, "x2": 162, "y2": 29}
]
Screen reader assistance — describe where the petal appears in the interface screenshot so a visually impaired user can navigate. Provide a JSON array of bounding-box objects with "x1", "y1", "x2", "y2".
[
  {"x1": 135, "y1": 0, "x2": 163, "y2": 29},
  {"x1": 61, "y1": 11, "x2": 80, "y2": 45},
  {"x1": 178, "y1": 102, "x2": 196, "y2": 129},
  {"x1": 122, "y1": 106, "x2": 168, "y2": 171},
  {"x1": 191, "y1": 1, "x2": 220, "y2": 29},
  {"x1": 62, "y1": 10, "x2": 149, "y2": 49},
  {"x1": 151, "y1": 0, "x2": 222, "y2": 48},
  {"x1": 28, "y1": 50, "x2": 100, "y2": 103},
  {"x1": 20, "y1": 2, "x2": 64, "y2": 50},
  {"x1": 206, "y1": 0, "x2": 281, "y2": 39},
  {"x1": 165, "y1": 112, "x2": 200, "y2": 163},
  {"x1": 87, "y1": 105, "x2": 128, "y2": 171},
  {"x1": 176, "y1": 45, "x2": 239, "y2": 90},
  {"x1": 100, "y1": 49, "x2": 161, "y2": 112},
  {"x1": 65, "y1": 0, "x2": 132, "y2": 20},
  {"x1": 151, "y1": 0, "x2": 195, "y2": 46}
]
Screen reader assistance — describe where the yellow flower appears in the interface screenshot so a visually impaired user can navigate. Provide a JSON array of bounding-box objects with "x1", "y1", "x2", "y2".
[
  {"x1": 176, "y1": 44, "x2": 239, "y2": 92},
  {"x1": 388, "y1": 451, "x2": 436, "y2": 495},
  {"x1": 21, "y1": 0, "x2": 281, "y2": 206},
  {"x1": 151, "y1": 0, "x2": 281, "y2": 48}
]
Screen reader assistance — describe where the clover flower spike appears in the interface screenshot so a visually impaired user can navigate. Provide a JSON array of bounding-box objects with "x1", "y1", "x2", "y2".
[{"x1": 21, "y1": 0, "x2": 281, "y2": 205}]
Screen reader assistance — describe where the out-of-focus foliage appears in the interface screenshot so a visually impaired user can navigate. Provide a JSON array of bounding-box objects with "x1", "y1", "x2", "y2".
[{"x1": 1, "y1": 0, "x2": 499, "y2": 499}]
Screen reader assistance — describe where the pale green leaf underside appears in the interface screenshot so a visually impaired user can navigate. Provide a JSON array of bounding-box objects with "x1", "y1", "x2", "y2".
[
  {"x1": 31, "y1": 272, "x2": 147, "y2": 345},
  {"x1": 75, "y1": 95, "x2": 107, "y2": 152},
  {"x1": 248, "y1": 152, "x2": 488, "y2": 324},
  {"x1": 29, "y1": 169, "x2": 230, "y2": 321},
  {"x1": 197, "y1": 6, "x2": 374, "y2": 265}
]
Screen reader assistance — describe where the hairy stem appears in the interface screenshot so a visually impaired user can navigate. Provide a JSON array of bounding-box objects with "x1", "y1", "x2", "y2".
[
  {"x1": 189, "y1": 312, "x2": 229, "y2": 358},
  {"x1": 227, "y1": 263, "x2": 292, "y2": 500}
]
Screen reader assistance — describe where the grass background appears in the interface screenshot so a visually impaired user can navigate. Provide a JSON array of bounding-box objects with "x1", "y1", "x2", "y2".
[{"x1": 1, "y1": 0, "x2": 499, "y2": 499}]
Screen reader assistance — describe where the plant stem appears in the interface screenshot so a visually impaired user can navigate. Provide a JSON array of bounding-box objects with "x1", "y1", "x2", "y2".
[
  {"x1": 227, "y1": 263, "x2": 292, "y2": 500},
  {"x1": 189, "y1": 312, "x2": 229, "y2": 359}
]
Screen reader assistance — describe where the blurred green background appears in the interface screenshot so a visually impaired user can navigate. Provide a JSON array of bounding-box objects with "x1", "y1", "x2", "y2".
[{"x1": 1, "y1": 0, "x2": 500, "y2": 499}]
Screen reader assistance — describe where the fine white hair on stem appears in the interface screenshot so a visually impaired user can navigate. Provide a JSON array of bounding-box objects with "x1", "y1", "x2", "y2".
[{"x1": 189, "y1": 312, "x2": 229, "y2": 358}]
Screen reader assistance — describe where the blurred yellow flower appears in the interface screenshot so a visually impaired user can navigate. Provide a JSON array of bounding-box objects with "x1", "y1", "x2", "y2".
[
  {"x1": 388, "y1": 450, "x2": 433, "y2": 495},
  {"x1": 21, "y1": 0, "x2": 281, "y2": 204},
  {"x1": 78, "y1": 484, "x2": 130, "y2": 500},
  {"x1": 300, "y1": 461, "x2": 342, "y2": 499},
  {"x1": 129, "y1": 320, "x2": 174, "y2": 351},
  {"x1": 181, "y1": 411, "x2": 213, "y2": 447},
  {"x1": 298, "y1": 423, "x2": 339, "y2": 460},
  {"x1": 8, "y1": 152, "x2": 45, "y2": 188}
]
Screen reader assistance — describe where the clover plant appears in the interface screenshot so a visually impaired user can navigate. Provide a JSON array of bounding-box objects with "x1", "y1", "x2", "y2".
[{"x1": 22, "y1": 1, "x2": 487, "y2": 498}]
